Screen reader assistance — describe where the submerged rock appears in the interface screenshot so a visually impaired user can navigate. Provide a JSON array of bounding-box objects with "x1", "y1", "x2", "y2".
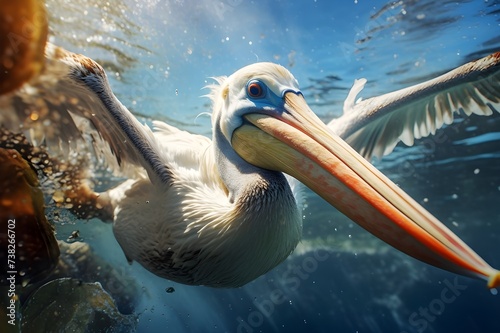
[
  {"x1": 41, "y1": 241, "x2": 140, "y2": 315},
  {"x1": 0, "y1": 147, "x2": 60, "y2": 286},
  {"x1": 0, "y1": 0, "x2": 48, "y2": 94},
  {"x1": 21, "y1": 278, "x2": 137, "y2": 333}
]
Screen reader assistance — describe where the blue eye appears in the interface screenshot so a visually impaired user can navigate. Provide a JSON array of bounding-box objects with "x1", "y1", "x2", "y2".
[{"x1": 246, "y1": 80, "x2": 265, "y2": 98}]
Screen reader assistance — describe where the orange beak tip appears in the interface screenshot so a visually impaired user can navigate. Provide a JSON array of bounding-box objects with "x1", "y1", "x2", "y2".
[{"x1": 488, "y1": 271, "x2": 500, "y2": 289}]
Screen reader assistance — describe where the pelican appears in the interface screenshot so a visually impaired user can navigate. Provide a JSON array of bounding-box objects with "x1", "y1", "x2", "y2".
[{"x1": 1, "y1": 41, "x2": 499, "y2": 288}]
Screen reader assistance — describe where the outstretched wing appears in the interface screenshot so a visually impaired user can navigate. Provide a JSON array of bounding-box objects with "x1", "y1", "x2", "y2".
[
  {"x1": 0, "y1": 43, "x2": 172, "y2": 185},
  {"x1": 328, "y1": 52, "x2": 500, "y2": 160}
]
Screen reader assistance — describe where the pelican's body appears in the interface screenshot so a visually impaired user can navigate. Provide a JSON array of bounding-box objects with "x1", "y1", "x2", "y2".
[
  {"x1": 107, "y1": 123, "x2": 302, "y2": 287},
  {"x1": 94, "y1": 65, "x2": 309, "y2": 286},
  {"x1": 1, "y1": 21, "x2": 500, "y2": 288}
]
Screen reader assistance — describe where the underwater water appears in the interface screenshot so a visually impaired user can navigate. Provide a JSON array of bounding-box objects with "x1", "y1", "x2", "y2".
[{"x1": 3, "y1": 0, "x2": 500, "y2": 332}]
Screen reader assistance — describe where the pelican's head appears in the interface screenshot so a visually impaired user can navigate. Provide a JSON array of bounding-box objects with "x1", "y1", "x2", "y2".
[
  {"x1": 209, "y1": 62, "x2": 300, "y2": 143},
  {"x1": 207, "y1": 62, "x2": 500, "y2": 289}
]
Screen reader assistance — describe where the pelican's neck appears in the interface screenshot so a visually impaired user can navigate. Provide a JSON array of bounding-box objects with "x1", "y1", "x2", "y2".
[{"x1": 213, "y1": 122, "x2": 292, "y2": 206}]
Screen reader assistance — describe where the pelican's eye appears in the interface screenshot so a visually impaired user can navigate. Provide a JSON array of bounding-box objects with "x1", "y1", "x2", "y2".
[{"x1": 246, "y1": 80, "x2": 266, "y2": 99}]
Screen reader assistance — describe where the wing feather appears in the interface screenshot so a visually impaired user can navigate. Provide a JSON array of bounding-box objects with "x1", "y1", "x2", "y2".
[
  {"x1": 0, "y1": 43, "x2": 172, "y2": 184},
  {"x1": 329, "y1": 52, "x2": 500, "y2": 160}
]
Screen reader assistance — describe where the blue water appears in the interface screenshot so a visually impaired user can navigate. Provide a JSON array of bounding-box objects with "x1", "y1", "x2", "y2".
[{"x1": 46, "y1": 0, "x2": 500, "y2": 332}]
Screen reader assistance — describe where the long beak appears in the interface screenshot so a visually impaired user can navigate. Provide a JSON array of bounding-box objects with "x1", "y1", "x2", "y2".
[{"x1": 232, "y1": 91, "x2": 500, "y2": 289}]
